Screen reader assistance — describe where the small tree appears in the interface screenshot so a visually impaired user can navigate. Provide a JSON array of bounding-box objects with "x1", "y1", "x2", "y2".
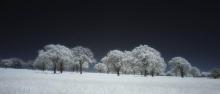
[
  {"x1": 94, "y1": 63, "x2": 107, "y2": 73},
  {"x1": 131, "y1": 45, "x2": 166, "y2": 77},
  {"x1": 168, "y1": 57, "x2": 192, "y2": 78},
  {"x1": 190, "y1": 66, "x2": 201, "y2": 77},
  {"x1": 210, "y1": 68, "x2": 220, "y2": 79},
  {"x1": 1, "y1": 58, "x2": 24, "y2": 69},
  {"x1": 1, "y1": 59, "x2": 13, "y2": 68},
  {"x1": 101, "y1": 50, "x2": 124, "y2": 76},
  {"x1": 34, "y1": 44, "x2": 73, "y2": 74},
  {"x1": 71, "y1": 46, "x2": 96, "y2": 74}
]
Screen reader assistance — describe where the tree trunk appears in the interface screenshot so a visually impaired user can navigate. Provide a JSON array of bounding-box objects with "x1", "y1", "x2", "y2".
[
  {"x1": 79, "y1": 63, "x2": 82, "y2": 74},
  {"x1": 76, "y1": 65, "x2": 79, "y2": 72},
  {"x1": 53, "y1": 63, "x2": 56, "y2": 74},
  {"x1": 144, "y1": 70, "x2": 147, "y2": 76},
  {"x1": 175, "y1": 68, "x2": 178, "y2": 76},
  {"x1": 117, "y1": 70, "x2": 120, "y2": 76},
  {"x1": 72, "y1": 66, "x2": 75, "y2": 72},
  {"x1": 107, "y1": 68, "x2": 110, "y2": 74},
  {"x1": 150, "y1": 69, "x2": 155, "y2": 77},
  {"x1": 60, "y1": 63, "x2": 63, "y2": 74},
  {"x1": 180, "y1": 67, "x2": 184, "y2": 78},
  {"x1": 106, "y1": 66, "x2": 110, "y2": 74},
  {"x1": 42, "y1": 62, "x2": 45, "y2": 71},
  {"x1": 151, "y1": 71, "x2": 154, "y2": 77}
]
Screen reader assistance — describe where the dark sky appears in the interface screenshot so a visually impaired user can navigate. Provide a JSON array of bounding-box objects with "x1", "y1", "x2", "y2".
[{"x1": 0, "y1": 0, "x2": 220, "y2": 71}]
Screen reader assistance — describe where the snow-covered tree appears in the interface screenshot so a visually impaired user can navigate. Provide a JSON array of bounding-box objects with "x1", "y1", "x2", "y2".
[
  {"x1": 190, "y1": 66, "x2": 201, "y2": 77},
  {"x1": 168, "y1": 57, "x2": 192, "y2": 78},
  {"x1": 71, "y1": 46, "x2": 96, "y2": 74},
  {"x1": 121, "y1": 51, "x2": 137, "y2": 74},
  {"x1": 201, "y1": 72, "x2": 210, "y2": 77},
  {"x1": 131, "y1": 45, "x2": 166, "y2": 76},
  {"x1": 210, "y1": 68, "x2": 220, "y2": 79},
  {"x1": 150, "y1": 57, "x2": 167, "y2": 76},
  {"x1": 94, "y1": 63, "x2": 107, "y2": 73},
  {"x1": 101, "y1": 56, "x2": 111, "y2": 73},
  {"x1": 0, "y1": 58, "x2": 24, "y2": 69},
  {"x1": 1, "y1": 59, "x2": 13, "y2": 68},
  {"x1": 101, "y1": 50, "x2": 124, "y2": 76},
  {"x1": 33, "y1": 56, "x2": 49, "y2": 71},
  {"x1": 34, "y1": 44, "x2": 73, "y2": 74}
]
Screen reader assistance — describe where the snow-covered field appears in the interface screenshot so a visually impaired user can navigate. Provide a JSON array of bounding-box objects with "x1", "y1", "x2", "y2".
[{"x1": 0, "y1": 68, "x2": 220, "y2": 94}]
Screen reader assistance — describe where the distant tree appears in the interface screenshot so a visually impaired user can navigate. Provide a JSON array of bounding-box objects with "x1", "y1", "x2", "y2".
[
  {"x1": 0, "y1": 59, "x2": 4, "y2": 68},
  {"x1": 71, "y1": 46, "x2": 96, "y2": 74},
  {"x1": 201, "y1": 72, "x2": 210, "y2": 77},
  {"x1": 1, "y1": 59, "x2": 13, "y2": 68},
  {"x1": 33, "y1": 56, "x2": 49, "y2": 71},
  {"x1": 190, "y1": 66, "x2": 201, "y2": 77},
  {"x1": 34, "y1": 44, "x2": 73, "y2": 74},
  {"x1": 94, "y1": 63, "x2": 107, "y2": 73},
  {"x1": 21, "y1": 60, "x2": 34, "y2": 69},
  {"x1": 1, "y1": 58, "x2": 24, "y2": 69},
  {"x1": 210, "y1": 68, "x2": 220, "y2": 79},
  {"x1": 101, "y1": 45, "x2": 166, "y2": 76},
  {"x1": 131, "y1": 45, "x2": 166, "y2": 77},
  {"x1": 168, "y1": 57, "x2": 192, "y2": 78},
  {"x1": 101, "y1": 50, "x2": 124, "y2": 76}
]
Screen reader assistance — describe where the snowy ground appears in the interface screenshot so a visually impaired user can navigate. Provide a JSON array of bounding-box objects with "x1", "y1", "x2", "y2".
[{"x1": 0, "y1": 68, "x2": 220, "y2": 94}]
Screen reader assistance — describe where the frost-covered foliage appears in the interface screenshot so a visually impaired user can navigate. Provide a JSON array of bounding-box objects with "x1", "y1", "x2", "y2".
[
  {"x1": 101, "y1": 50, "x2": 124, "y2": 76},
  {"x1": 201, "y1": 72, "x2": 210, "y2": 77},
  {"x1": 101, "y1": 45, "x2": 166, "y2": 76},
  {"x1": 210, "y1": 68, "x2": 220, "y2": 79},
  {"x1": 71, "y1": 46, "x2": 96, "y2": 74},
  {"x1": 33, "y1": 45, "x2": 95, "y2": 74},
  {"x1": 34, "y1": 44, "x2": 73, "y2": 73},
  {"x1": 168, "y1": 57, "x2": 192, "y2": 77},
  {"x1": 131, "y1": 45, "x2": 166, "y2": 76},
  {"x1": 94, "y1": 63, "x2": 107, "y2": 73},
  {"x1": 190, "y1": 66, "x2": 201, "y2": 77},
  {"x1": 0, "y1": 58, "x2": 25, "y2": 68},
  {"x1": 1, "y1": 59, "x2": 14, "y2": 68},
  {"x1": 121, "y1": 51, "x2": 137, "y2": 74}
]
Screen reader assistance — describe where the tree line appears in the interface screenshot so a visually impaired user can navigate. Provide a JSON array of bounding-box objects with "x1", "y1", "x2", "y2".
[{"x1": 0, "y1": 44, "x2": 220, "y2": 79}]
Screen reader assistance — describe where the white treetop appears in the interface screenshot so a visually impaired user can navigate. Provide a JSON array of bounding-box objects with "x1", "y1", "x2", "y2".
[
  {"x1": 101, "y1": 50, "x2": 124, "y2": 75},
  {"x1": 131, "y1": 45, "x2": 166, "y2": 76},
  {"x1": 94, "y1": 63, "x2": 107, "y2": 73},
  {"x1": 1, "y1": 58, "x2": 24, "y2": 68},
  {"x1": 121, "y1": 51, "x2": 137, "y2": 74},
  {"x1": 168, "y1": 57, "x2": 192, "y2": 77},
  {"x1": 33, "y1": 44, "x2": 73, "y2": 71},
  {"x1": 191, "y1": 66, "x2": 201, "y2": 77},
  {"x1": 71, "y1": 46, "x2": 96, "y2": 64},
  {"x1": 71, "y1": 46, "x2": 96, "y2": 74}
]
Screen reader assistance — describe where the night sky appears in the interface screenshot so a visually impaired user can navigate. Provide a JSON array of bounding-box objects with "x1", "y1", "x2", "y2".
[{"x1": 0, "y1": 1, "x2": 220, "y2": 71}]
